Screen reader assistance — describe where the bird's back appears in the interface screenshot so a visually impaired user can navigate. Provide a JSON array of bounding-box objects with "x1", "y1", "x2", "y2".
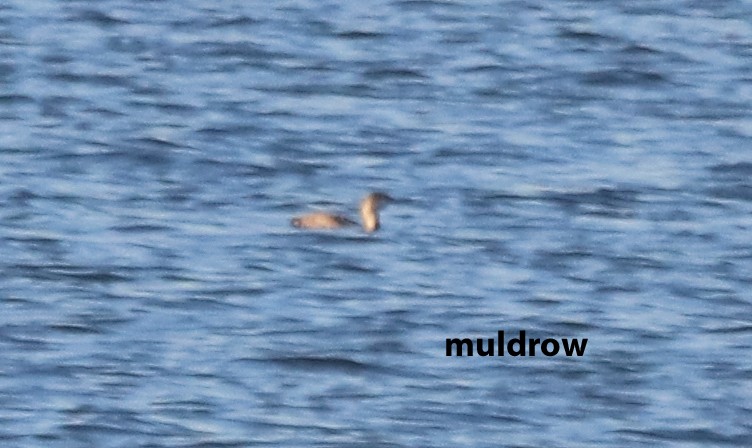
[{"x1": 290, "y1": 212, "x2": 356, "y2": 229}]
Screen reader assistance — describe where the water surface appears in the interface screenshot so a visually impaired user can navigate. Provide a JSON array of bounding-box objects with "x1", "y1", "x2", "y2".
[{"x1": 1, "y1": 1, "x2": 751, "y2": 446}]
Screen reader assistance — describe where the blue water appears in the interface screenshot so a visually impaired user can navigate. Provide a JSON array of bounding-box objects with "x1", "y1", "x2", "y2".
[{"x1": 2, "y1": 1, "x2": 751, "y2": 446}]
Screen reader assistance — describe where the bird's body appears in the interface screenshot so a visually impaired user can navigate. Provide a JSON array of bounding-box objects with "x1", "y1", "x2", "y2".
[
  {"x1": 290, "y1": 212, "x2": 356, "y2": 229},
  {"x1": 291, "y1": 192, "x2": 393, "y2": 233}
]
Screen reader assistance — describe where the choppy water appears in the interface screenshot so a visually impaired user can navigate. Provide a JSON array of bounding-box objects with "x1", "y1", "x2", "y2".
[{"x1": 2, "y1": 1, "x2": 751, "y2": 446}]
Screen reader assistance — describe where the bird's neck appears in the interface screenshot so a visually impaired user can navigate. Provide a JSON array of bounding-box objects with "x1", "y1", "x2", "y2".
[{"x1": 360, "y1": 204, "x2": 379, "y2": 233}]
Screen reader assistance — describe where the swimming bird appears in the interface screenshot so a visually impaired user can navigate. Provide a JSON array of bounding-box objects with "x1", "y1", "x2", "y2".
[{"x1": 291, "y1": 192, "x2": 394, "y2": 233}]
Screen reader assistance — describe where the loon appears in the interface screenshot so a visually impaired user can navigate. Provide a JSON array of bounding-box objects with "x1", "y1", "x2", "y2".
[{"x1": 291, "y1": 192, "x2": 393, "y2": 233}]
